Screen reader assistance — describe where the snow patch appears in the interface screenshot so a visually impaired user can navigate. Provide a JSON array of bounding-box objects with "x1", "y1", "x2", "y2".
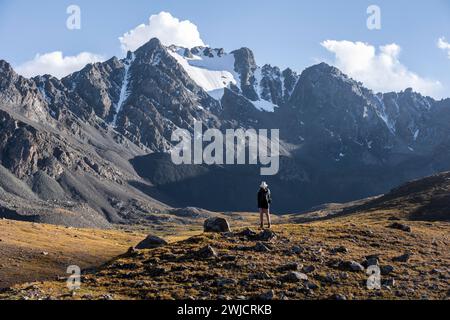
[
  {"x1": 167, "y1": 48, "x2": 238, "y2": 99},
  {"x1": 252, "y1": 99, "x2": 278, "y2": 112},
  {"x1": 113, "y1": 53, "x2": 135, "y2": 127}
]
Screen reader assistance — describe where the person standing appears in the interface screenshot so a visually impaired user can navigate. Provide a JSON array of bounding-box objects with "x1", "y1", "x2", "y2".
[{"x1": 258, "y1": 182, "x2": 272, "y2": 229}]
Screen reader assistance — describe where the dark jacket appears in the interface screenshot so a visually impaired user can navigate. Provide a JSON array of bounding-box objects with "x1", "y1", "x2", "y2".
[{"x1": 258, "y1": 188, "x2": 272, "y2": 209}]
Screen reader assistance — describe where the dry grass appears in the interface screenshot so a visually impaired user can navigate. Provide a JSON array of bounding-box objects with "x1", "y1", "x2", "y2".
[
  {"x1": 0, "y1": 219, "x2": 146, "y2": 288},
  {"x1": 2, "y1": 209, "x2": 448, "y2": 300}
]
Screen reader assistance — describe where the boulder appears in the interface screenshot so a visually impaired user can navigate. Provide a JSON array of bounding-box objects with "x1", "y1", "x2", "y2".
[
  {"x1": 204, "y1": 218, "x2": 231, "y2": 233},
  {"x1": 136, "y1": 235, "x2": 168, "y2": 249}
]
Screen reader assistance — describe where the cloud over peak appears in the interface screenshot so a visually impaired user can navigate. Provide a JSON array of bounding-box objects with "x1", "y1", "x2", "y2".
[
  {"x1": 119, "y1": 11, "x2": 205, "y2": 52},
  {"x1": 16, "y1": 51, "x2": 105, "y2": 79},
  {"x1": 321, "y1": 40, "x2": 443, "y2": 98}
]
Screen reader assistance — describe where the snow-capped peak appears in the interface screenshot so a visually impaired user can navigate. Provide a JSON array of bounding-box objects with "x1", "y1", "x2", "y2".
[{"x1": 167, "y1": 46, "x2": 239, "y2": 101}]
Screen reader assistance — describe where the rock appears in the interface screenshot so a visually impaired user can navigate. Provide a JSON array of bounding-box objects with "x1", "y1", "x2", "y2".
[
  {"x1": 214, "y1": 278, "x2": 237, "y2": 287},
  {"x1": 239, "y1": 228, "x2": 257, "y2": 238},
  {"x1": 382, "y1": 279, "x2": 396, "y2": 288},
  {"x1": 280, "y1": 271, "x2": 308, "y2": 283},
  {"x1": 389, "y1": 222, "x2": 411, "y2": 233},
  {"x1": 305, "y1": 282, "x2": 319, "y2": 290},
  {"x1": 145, "y1": 267, "x2": 166, "y2": 277},
  {"x1": 258, "y1": 290, "x2": 275, "y2": 300},
  {"x1": 363, "y1": 257, "x2": 379, "y2": 268},
  {"x1": 249, "y1": 272, "x2": 272, "y2": 280},
  {"x1": 340, "y1": 261, "x2": 365, "y2": 272},
  {"x1": 220, "y1": 255, "x2": 237, "y2": 262},
  {"x1": 380, "y1": 265, "x2": 395, "y2": 275},
  {"x1": 254, "y1": 242, "x2": 271, "y2": 253},
  {"x1": 135, "y1": 235, "x2": 168, "y2": 249},
  {"x1": 277, "y1": 262, "x2": 300, "y2": 272},
  {"x1": 41, "y1": 252, "x2": 49, "y2": 256},
  {"x1": 204, "y1": 218, "x2": 231, "y2": 233},
  {"x1": 331, "y1": 246, "x2": 349, "y2": 254},
  {"x1": 256, "y1": 230, "x2": 277, "y2": 242},
  {"x1": 329, "y1": 294, "x2": 347, "y2": 300},
  {"x1": 393, "y1": 253, "x2": 412, "y2": 263},
  {"x1": 196, "y1": 245, "x2": 218, "y2": 259},
  {"x1": 302, "y1": 265, "x2": 316, "y2": 274},
  {"x1": 291, "y1": 246, "x2": 304, "y2": 254}
]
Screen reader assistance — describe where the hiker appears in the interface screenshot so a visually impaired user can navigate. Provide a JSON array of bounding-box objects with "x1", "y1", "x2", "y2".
[{"x1": 258, "y1": 181, "x2": 272, "y2": 229}]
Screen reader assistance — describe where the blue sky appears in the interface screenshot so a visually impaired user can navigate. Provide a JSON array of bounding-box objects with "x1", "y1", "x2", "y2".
[{"x1": 1, "y1": 0, "x2": 450, "y2": 98}]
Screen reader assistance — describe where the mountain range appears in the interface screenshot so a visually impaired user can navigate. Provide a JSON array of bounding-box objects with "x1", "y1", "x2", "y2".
[{"x1": 1, "y1": 37, "x2": 450, "y2": 227}]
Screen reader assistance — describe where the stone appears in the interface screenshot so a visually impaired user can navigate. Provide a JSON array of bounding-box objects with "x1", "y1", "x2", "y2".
[
  {"x1": 389, "y1": 222, "x2": 411, "y2": 233},
  {"x1": 239, "y1": 228, "x2": 258, "y2": 238},
  {"x1": 280, "y1": 272, "x2": 308, "y2": 283},
  {"x1": 258, "y1": 290, "x2": 275, "y2": 300},
  {"x1": 145, "y1": 267, "x2": 166, "y2": 277},
  {"x1": 329, "y1": 294, "x2": 347, "y2": 300},
  {"x1": 291, "y1": 246, "x2": 304, "y2": 254},
  {"x1": 254, "y1": 242, "x2": 271, "y2": 253},
  {"x1": 204, "y1": 218, "x2": 231, "y2": 233},
  {"x1": 256, "y1": 230, "x2": 277, "y2": 242},
  {"x1": 380, "y1": 265, "x2": 395, "y2": 275},
  {"x1": 393, "y1": 253, "x2": 412, "y2": 263},
  {"x1": 214, "y1": 278, "x2": 237, "y2": 287},
  {"x1": 332, "y1": 246, "x2": 349, "y2": 254},
  {"x1": 382, "y1": 278, "x2": 396, "y2": 288},
  {"x1": 249, "y1": 272, "x2": 272, "y2": 280},
  {"x1": 340, "y1": 260, "x2": 365, "y2": 272},
  {"x1": 135, "y1": 235, "x2": 168, "y2": 249},
  {"x1": 363, "y1": 257, "x2": 379, "y2": 268},
  {"x1": 306, "y1": 282, "x2": 319, "y2": 290},
  {"x1": 277, "y1": 262, "x2": 300, "y2": 272},
  {"x1": 302, "y1": 265, "x2": 316, "y2": 274},
  {"x1": 196, "y1": 245, "x2": 218, "y2": 259}
]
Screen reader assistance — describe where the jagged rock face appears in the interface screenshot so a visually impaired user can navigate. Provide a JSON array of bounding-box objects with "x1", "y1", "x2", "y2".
[
  {"x1": 62, "y1": 57, "x2": 124, "y2": 121},
  {"x1": 232, "y1": 48, "x2": 259, "y2": 101},
  {"x1": 115, "y1": 39, "x2": 221, "y2": 150}
]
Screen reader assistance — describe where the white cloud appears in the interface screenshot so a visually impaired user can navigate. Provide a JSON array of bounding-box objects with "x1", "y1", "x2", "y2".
[
  {"x1": 321, "y1": 40, "x2": 443, "y2": 98},
  {"x1": 119, "y1": 11, "x2": 205, "y2": 52},
  {"x1": 16, "y1": 51, "x2": 105, "y2": 79},
  {"x1": 438, "y1": 37, "x2": 450, "y2": 59}
]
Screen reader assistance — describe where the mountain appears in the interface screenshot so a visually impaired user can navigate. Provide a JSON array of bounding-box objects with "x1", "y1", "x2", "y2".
[{"x1": 1, "y1": 38, "x2": 450, "y2": 226}]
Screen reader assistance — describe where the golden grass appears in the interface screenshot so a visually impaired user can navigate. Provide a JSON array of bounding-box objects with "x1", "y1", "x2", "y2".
[{"x1": 2, "y1": 209, "x2": 448, "y2": 300}]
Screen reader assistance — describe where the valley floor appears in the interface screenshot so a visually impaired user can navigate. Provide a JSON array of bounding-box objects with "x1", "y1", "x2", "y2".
[{"x1": 1, "y1": 210, "x2": 448, "y2": 300}]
